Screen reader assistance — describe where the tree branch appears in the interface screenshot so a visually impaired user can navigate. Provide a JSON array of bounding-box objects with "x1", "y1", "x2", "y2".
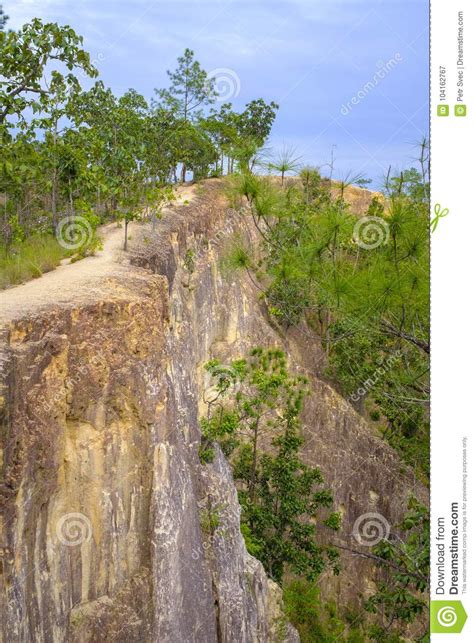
[
  {"x1": 380, "y1": 321, "x2": 430, "y2": 354},
  {"x1": 333, "y1": 543, "x2": 428, "y2": 584}
]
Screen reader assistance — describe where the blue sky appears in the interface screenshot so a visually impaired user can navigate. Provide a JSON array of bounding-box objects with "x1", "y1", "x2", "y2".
[{"x1": 8, "y1": 0, "x2": 429, "y2": 185}]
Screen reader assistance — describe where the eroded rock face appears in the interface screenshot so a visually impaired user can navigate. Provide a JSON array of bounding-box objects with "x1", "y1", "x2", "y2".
[
  {"x1": 0, "y1": 182, "x2": 426, "y2": 641},
  {"x1": 0, "y1": 185, "x2": 298, "y2": 642}
]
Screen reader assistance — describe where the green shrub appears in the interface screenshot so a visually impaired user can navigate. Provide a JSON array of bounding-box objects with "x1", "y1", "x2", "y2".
[
  {"x1": 283, "y1": 579, "x2": 366, "y2": 642},
  {"x1": 69, "y1": 230, "x2": 103, "y2": 262}
]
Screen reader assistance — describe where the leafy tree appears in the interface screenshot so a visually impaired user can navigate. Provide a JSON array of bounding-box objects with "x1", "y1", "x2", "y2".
[
  {"x1": 0, "y1": 4, "x2": 8, "y2": 31},
  {"x1": 201, "y1": 102, "x2": 239, "y2": 175},
  {"x1": 176, "y1": 120, "x2": 217, "y2": 181},
  {"x1": 142, "y1": 107, "x2": 182, "y2": 183},
  {"x1": 235, "y1": 99, "x2": 279, "y2": 171},
  {"x1": 200, "y1": 348, "x2": 340, "y2": 584},
  {"x1": 283, "y1": 580, "x2": 365, "y2": 642},
  {"x1": 154, "y1": 48, "x2": 216, "y2": 181},
  {"x1": 238, "y1": 98, "x2": 279, "y2": 146},
  {"x1": 71, "y1": 82, "x2": 148, "y2": 215},
  {"x1": 155, "y1": 48, "x2": 215, "y2": 123},
  {"x1": 142, "y1": 183, "x2": 175, "y2": 231},
  {"x1": 289, "y1": 498, "x2": 428, "y2": 642},
  {"x1": 232, "y1": 157, "x2": 429, "y2": 476},
  {"x1": 0, "y1": 18, "x2": 97, "y2": 125},
  {"x1": 118, "y1": 201, "x2": 140, "y2": 251},
  {"x1": 1, "y1": 18, "x2": 281, "y2": 287},
  {"x1": 364, "y1": 498, "x2": 429, "y2": 641}
]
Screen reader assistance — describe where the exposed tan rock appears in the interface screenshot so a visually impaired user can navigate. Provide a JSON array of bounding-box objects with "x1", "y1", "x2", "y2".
[{"x1": 0, "y1": 180, "x2": 426, "y2": 641}]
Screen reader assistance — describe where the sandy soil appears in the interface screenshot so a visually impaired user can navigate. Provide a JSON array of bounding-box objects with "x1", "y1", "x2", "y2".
[{"x1": 0, "y1": 185, "x2": 196, "y2": 323}]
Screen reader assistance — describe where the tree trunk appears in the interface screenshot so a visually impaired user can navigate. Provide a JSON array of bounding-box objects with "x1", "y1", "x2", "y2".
[
  {"x1": 68, "y1": 178, "x2": 74, "y2": 217},
  {"x1": 356, "y1": 393, "x2": 366, "y2": 417},
  {"x1": 51, "y1": 121, "x2": 59, "y2": 230},
  {"x1": 51, "y1": 170, "x2": 58, "y2": 230},
  {"x1": 325, "y1": 310, "x2": 331, "y2": 355},
  {"x1": 124, "y1": 220, "x2": 128, "y2": 251},
  {"x1": 249, "y1": 421, "x2": 259, "y2": 503},
  {"x1": 180, "y1": 162, "x2": 186, "y2": 183}
]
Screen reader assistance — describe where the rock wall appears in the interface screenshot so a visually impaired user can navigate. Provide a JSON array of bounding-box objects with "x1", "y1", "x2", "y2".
[{"x1": 0, "y1": 181, "x2": 426, "y2": 641}]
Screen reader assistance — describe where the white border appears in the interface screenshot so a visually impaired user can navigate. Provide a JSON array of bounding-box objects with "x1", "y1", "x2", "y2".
[{"x1": 431, "y1": 0, "x2": 474, "y2": 637}]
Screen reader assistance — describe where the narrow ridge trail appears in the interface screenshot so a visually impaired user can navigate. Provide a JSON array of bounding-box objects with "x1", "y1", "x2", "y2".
[{"x1": 0, "y1": 185, "x2": 196, "y2": 323}]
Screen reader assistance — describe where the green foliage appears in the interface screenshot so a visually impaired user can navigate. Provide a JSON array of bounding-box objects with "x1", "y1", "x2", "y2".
[
  {"x1": 153, "y1": 48, "x2": 218, "y2": 181},
  {"x1": 202, "y1": 99, "x2": 278, "y2": 174},
  {"x1": 184, "y1": 249, "x2": 196, "y2": 274},
  {"x1": 69, "y1": 230, "x2": 103, "y2": 261},
  {"x1": 1, "y1": 17, "x2": 279, "y2": 283},
  {"x1": 201, "y1": 348, "x2": 339, "y2": 584},
  {"x1": 240, "y1": 523, "x2": 263, "y2": 557},
  {"x1": 268, "y1": 145, "x2": 303, "y2": 184},
  {"x1": 283, "y1": 579, "x2": 365, "y2": 642},
  {"x1": 199, "y1": 507, "x2": 220, "y2": 534},
  {"x1": 238, "y1": 99, "x2": 279, "y2": 146},
  {"x1": 198, "y1": 443, "x2": 217, "y2": 464},
  {"x1": 300, "y1": 166, "x2": 327, "y2": 205},
  {"x1": 154, "y1": 48, "x2": 216, "y2": 122},
  {"x1": 364, "y1": 498, "x2": 429, "y2": 641},
  {"x1": 0, "y1": 18, "x2": 97, "y2": 126},
  {"x1": 235, "y1": 163, "x2": 429, "y2": 476},
  {"x1": 0, "y1": 234, "x2": 69, "y2": 288},
  {"x1": 62, "y1": 202, "x2": 103, "y2": 259},
  {"x1": 219, "y1": 238, "x2": 253, "y2": 278},
  {"x1": 0, "y1": 5, "x2": 8, "y2": 31}
]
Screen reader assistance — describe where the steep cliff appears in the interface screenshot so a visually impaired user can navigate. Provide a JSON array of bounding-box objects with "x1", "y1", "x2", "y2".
[{"x1": 0, "y1": 181, "x2": 426, "y2": 641}]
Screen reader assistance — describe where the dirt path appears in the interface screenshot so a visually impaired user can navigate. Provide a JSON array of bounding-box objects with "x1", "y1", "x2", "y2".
[{"x1": 0, "y1": 185, "x2": 196, "y2": 323}]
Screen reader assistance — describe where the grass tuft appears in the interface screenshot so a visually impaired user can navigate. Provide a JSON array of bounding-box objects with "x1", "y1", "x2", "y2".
[{"x1": 0, "y1": 235, "x2": 70, "y2": 289}]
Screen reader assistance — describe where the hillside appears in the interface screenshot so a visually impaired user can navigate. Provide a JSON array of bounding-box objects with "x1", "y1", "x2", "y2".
[{"x1": 0, "y1": 180, "x2": 427, "y2": 641}]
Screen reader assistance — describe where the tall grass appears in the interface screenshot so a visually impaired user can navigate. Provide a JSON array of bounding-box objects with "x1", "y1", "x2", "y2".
[{"x1": 0, "y1": 235, "x2": 69, "y2": 289}]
